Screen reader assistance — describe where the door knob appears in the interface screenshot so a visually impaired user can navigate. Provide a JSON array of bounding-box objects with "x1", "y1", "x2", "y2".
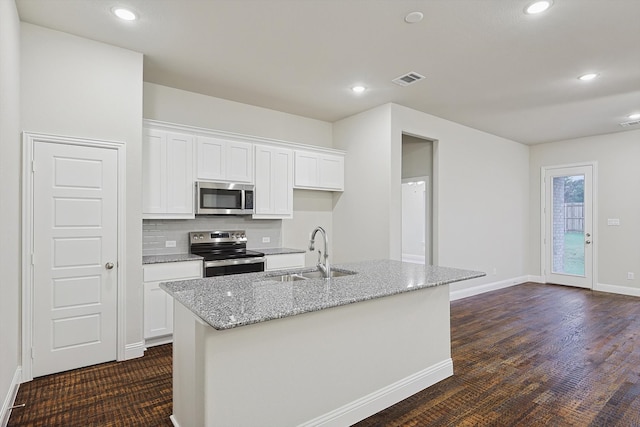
[
  {"x1": 105, "y1": 262, "x2": 115, "y2": 270},
  {"x1": 586, "y1": 233, "x2": 591, "y2": 237},
  {"x1": 585, "y1": 240, "x2": 591, "y2": 245}
]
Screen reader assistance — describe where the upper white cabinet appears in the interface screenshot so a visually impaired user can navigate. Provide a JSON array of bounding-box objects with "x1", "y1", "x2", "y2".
[
  {"x1": 254, "y1": 145, "x2": 293, "y2": 219},
  {"x1": 195, "y1": 136, "x2": 253, "y2": 183},
  {"x1": 294, "y1": 150, "x2": 344, "y2": 191},
  {"x1": 143, "y1": 128, "x2": 194, "y2": 219}
]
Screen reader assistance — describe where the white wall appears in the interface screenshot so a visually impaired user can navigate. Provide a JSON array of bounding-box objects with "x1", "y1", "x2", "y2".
[
  {"x1": 0, "y1": 0, "x2": 22, "y2": 421},
  {"x1": 529, "y1": 129, "x2": 640, "y2": 293},
  {"x1": 391, "y1": 104, "x2": 530, "y2": 294},
  {"x1": 333, "y1": 103, "x2": 530, "y2": 293},
  {"x1": 332, "y1": 104, "x2": 393, "y2": 263},
  {"x1": 21, "y1": 23, "x2": 144, "y2": 352},
  {"x1": 144, "y1": 83, "x2": 332, "y2": 148},
  {"x1": 143, "y1": 83, "x2": 334, "y2": 258},
  {"x1": 402, "y1": 135, "x2": 432, "y2": 179}
]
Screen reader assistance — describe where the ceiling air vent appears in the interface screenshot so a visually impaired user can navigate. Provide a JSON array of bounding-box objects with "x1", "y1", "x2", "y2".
[
  {"x1": 619, "y1": 120, "x2": 640, "y2": 128},
  {"x1": 392, "y1": 71, "x2": 425, "y2": 87}
]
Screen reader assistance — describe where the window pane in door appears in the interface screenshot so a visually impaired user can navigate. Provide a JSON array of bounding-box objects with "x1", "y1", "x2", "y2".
[{"x1": 552, "y1": 175, "x2": 585, "y2": 276}]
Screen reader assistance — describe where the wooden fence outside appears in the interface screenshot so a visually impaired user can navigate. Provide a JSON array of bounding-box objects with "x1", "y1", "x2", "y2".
[{"x1": 565, "y1": 203, "x2": 584, "y2": 232}]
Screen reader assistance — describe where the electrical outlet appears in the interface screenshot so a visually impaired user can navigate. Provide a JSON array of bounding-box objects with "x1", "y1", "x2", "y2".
[
  {"x1": 628, "y1": 272, "x2": 634, "y2": 280},
  {"x1": 492, "y1": 267, "x2": 497, "y2": 276},
  {"x1": 262, "y1": 237, "x2": 271, "y2": 243},
  {"x1": 165, "y1": 240, "x2": 176, "y2": 248}
]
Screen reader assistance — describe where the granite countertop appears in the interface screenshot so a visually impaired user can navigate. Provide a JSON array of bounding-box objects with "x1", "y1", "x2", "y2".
[
  {"x1": 143, "y1": 253, "x2": 203, "y2": 265},
  {"x1": 161, "y1": 260, "x2": 485, "y2": 330},
  {"x1": 257, "y1": 247, "x2": 306, "y2": 255}
]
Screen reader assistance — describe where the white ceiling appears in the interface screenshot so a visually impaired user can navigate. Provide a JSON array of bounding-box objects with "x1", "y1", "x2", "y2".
[{"x1": 16, "y1": 0, "x2": 640, "y2": 145}]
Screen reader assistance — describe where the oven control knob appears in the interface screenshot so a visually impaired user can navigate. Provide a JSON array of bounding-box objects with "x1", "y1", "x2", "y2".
[{"x1": 241, "y1": 233, "x2": 246, "y2": 239}]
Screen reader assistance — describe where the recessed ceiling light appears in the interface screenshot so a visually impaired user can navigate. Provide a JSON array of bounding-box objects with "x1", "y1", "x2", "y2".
[
  {"x1": 525, "y1": 1, "x2": 553, "y2": 14},
  {"x1": 351, "y1": 85, "x2": 366, "y2": 94},
  {"x1": 578, "y1": 73, "x2": 599, "y2": 81},
  {"x1": 629, "y1": 113, "x2": 640, "y2": 120},
  {"x1": 112, "y1": 7, "x2": 137, "y2": 21},
  {"x1": 404, "y1": 11, "x2": 424, "y2": 24}
]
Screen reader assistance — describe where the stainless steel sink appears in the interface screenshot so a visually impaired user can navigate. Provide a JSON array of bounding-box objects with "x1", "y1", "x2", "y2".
[
  {"x1": 270, "y1": 273, "x2": 307, "y2": 282},
  {"x1": 299, "y1": 270, "x2": 356, "y2": 279},
  {"x1": 267, "y1": 269, "x2": 357, "y2": 281}
]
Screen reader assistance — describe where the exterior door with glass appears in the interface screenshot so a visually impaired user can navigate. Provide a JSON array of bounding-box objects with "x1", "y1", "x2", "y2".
[{"x1": 544, "y1": 165, "x2": 594, "y2": 289}]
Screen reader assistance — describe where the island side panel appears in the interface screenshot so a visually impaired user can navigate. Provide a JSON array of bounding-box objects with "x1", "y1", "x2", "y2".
[{"x1": 172, "y1": 283, "x2": 452, "y2": 427}]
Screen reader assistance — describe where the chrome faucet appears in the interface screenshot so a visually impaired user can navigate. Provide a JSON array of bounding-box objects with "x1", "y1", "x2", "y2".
[{"x1": 309, "y1": 226, "x2": 331, "y2": 279}]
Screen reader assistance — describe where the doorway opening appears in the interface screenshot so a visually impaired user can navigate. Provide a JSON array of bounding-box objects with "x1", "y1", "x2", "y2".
[{"x1": 401, "y1": 134, "x2": 433, "y2": 265}]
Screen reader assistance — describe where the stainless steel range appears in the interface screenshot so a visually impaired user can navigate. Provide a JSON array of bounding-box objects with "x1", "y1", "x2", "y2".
[{"x1": 189, "y1": 230, "x2": 266, "y2": 277}]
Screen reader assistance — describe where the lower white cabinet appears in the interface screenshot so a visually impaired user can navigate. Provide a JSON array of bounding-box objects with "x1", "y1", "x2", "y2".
[
  {"x1": 265, "y1": 253, "x2": 306, "y2": 271},
  {"x1": 143, "y1": 260, "x2": 202, "y2": 346}
]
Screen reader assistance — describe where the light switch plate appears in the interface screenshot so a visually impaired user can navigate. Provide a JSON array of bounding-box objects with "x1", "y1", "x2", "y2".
[
  {"x1": 262, "y1": 237, "x2": 271, "y2": 243},
  {"x1": 607, "y1": 218, "x2": 620, "y2": 226},
  {"x1": 165, "y1": 240, "x2": 176, "y2": 248}
]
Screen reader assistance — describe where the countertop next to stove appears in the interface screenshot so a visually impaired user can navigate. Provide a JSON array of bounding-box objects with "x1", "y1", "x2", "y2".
[
  {"x1": 160, "y1": 260, "x2": 485, "y2": 330},
  {"x1": 255, "y1": 247, "x2": 306, "y2": 255},
  {"x1": 142, "y1": 253, "x2": 204, "y2": 264}
]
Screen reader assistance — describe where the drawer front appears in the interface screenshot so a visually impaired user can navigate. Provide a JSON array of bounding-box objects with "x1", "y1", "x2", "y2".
[
  {"x1": 143, "y1": 260, "x2": 202, "y2": 282},
  {"x1": 265, "y1": 253, "x2": 305, "y2": 271}
]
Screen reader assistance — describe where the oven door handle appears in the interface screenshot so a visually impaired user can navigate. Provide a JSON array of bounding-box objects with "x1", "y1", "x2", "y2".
[{"x1": 204, "y1": 257, "x2": 266, "y2": 268}]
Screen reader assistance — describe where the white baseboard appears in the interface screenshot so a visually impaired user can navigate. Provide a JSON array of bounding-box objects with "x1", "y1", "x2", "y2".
[
  {"x1": 124, "y1": 341, "x2": 145, "y2": 360},
  {"x1": 169, "y1": 414, "x2": 180, "y2": 427},
  {"x1": 594, "y1": 283, "x2": 640, "y2": 297},
  {"x1": 450, "y1": 276, "x2": 529, "y2": 301},
  {"x1": 144, "y1": 335, "x2": 173, "y2": 348},
  {"x1": 298, "y1": 358, "x2": 453, "y2": 427},
  {"x1": 528, "y1": 275, "x2": 545, "y2": 283},
  {"x1": 1, "y1": 367, "x2": 22, "y2": 427}
]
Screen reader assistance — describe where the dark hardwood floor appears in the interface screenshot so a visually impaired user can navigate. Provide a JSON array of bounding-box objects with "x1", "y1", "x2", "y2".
[{"x1": 8, "y1": 283, "x2": 640, "y2": 426}]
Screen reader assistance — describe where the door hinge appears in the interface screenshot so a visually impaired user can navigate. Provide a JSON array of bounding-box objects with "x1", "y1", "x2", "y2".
[
  {"x1": 31, "y1": 348, "x2": 34, "y2": 360},
  {"x1": 31, "y1": 160, "x2": 35, "y2": 173},
  {"x1": 31, "y1": 253, "x2": 34, "y2": 266}
]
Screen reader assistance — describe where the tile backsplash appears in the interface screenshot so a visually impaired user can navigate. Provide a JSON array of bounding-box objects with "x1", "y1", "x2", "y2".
[{"x1": 143, "y1": 217, "x2": 282, "y2": 256}]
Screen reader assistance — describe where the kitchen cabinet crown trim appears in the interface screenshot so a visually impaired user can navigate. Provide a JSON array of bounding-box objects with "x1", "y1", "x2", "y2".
[{"x1": 143, "y1": 119, "x2": 345, "y2": 157}]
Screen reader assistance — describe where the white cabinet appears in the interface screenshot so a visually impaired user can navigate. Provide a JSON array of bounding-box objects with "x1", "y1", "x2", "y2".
[
  {"x1": 253, "y1": 145, "x2": 293, "y2": 219},
  {"x1": 294, "y1": 150, "x2": 344, "y2": 191},
  {"x1": 143, "y1": 260, "x2": 202, "y2": 346},
  {"x1": 265, "y1": 253, "x2": 306, "y2": 271},
  {"x1": 196, "y1": 136, "x2": 253, "y2": 183},
  {"x1": 143, "y1": 129, "x2": 194, "y2": 219}
]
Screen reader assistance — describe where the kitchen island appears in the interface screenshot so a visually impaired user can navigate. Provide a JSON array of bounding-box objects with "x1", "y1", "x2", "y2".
[{"x1": 161, "y1": 260, "x2": 484, "y2": 427}]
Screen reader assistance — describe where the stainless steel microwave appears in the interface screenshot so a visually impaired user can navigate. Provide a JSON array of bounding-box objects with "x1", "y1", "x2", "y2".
[{"x1": 195, "y1": 182, "x2": 254, "y2": 215}]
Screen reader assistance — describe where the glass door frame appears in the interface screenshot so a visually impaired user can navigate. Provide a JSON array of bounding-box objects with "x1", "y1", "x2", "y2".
[{"x1": 541, "y1": 162, "x2": 597, "y2": 289}]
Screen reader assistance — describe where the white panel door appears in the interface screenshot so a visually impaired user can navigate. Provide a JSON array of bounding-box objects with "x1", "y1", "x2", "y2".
[{"x1": 32, "y1": 141, "x2": 118, "y2": 377}]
